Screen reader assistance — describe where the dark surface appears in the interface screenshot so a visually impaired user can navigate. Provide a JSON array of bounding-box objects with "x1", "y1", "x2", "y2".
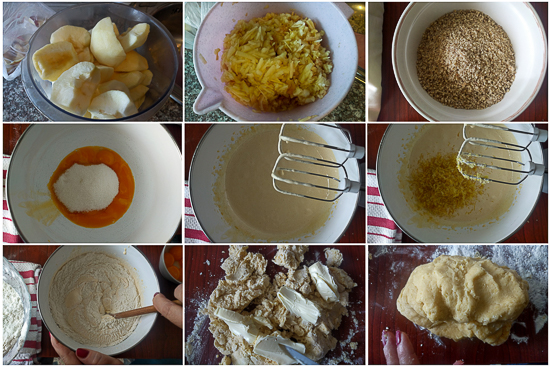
[
  {"x1": 368, "y1": 245, "x2": 548, "y2": 364},
  {"x1": 2, "y1": 245, "x2": 183, "y2": 360},
  {"x1": 185, "y1": 245, "x2": 366, "y2": 365},
  {"x1": 376, "y1": 2, "x2": 548, "y2": 122},
  {"x1": 185, "y1": 123, "x2": 366, "y2": 243},
  {"x1": 367, "y1": 123, "x2": 549, "y2": 243}
]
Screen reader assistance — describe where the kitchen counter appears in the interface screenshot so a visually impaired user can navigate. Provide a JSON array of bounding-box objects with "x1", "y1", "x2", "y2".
[{"x1": 3, "y1": 76, "x2": 182, "y2": 122}]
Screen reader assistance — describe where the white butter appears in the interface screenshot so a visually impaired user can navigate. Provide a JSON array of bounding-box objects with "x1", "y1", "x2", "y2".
[
  {"x1": 215, "y1": 308, "x2": 260, "y2": 344},
  {"x1": 253, "y1": 334, "x2": 306, "y2": 365},
  {"x1": 277, "y1": 286, "x2": 320, "y2": 324},
  {"x1": 308, "y1": 262, "x2": 339, "y2": 302},
  {"x1": 253, "y1": 315, "x2": 274, "y2": 330}
]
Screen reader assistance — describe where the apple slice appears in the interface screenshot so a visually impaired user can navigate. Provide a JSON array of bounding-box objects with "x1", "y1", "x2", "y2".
[
  {"x1": 129, "y1": 84, "x2": 149, "y2": 102},
  {"x1": 111, "y1": 71, "x2": 144, "y2": 89},
  {"x1": 51, "y1": 62, "x2": 100, "y2": 116},
  {"x1": 96, "y1": 65, "x2": 114, "y2": 83},
  {"x1": 96, "y1": 80, "x2": 132, "y2": 100},
  {"x1": 88, "y1": 90, "x2": 138, "y2": 119},
  {"x1": 134, "y1": 95, "x2": 145, "y2": 109},
  {"x1": 114, "y1": 51, "x2": 148, "y2": 72},
  {"x1": 77, "y1": 47, "x2": 94, "y2": 62},
  {"x1": 32, "y1": 41, "x2": 79, "y2": 81},
  {"x1": 90, "y1": 17, "x2": 126, "y2": 67},
  {"x1": 118, "y1": 23, "x2": 150, "y2": 52},
  {"x1": 141, "y1": 70, "x2": 153, "y2": 86},
  {"x1": 50, "y1": 25, "x2": 91, "y2": 54}
]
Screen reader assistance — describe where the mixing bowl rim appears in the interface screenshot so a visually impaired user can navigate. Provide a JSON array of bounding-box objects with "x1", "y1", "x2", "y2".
[
  {"x1": 192, "y1": 2, "x2": 359, "y2": 121},
  {"x1": 187, "y1": 123, "x2": 361, "y2": 243},
  {"x1": 24, "y1": 2, "x2": 178, "y2": 121},
  {"x1": 391, "y1": 2, "x2": 548, "y2": 122},
  {"x1": 375, "y1": 124, "x2": 544, "y2": 243},
  {"x1": 3, "y1": 257, "x2": 33, "y2": 364},
  {"x1": 36, "y1": 245, "x2": 160, "y2": 355},
  {"x1": 6, "y1": 123, "x2": 183, "y2": 243}
]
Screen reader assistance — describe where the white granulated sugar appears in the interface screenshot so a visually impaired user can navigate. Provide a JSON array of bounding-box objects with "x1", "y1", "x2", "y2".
[
  {"x1": 54, "y1": 163, "x2": 119, "y2": 212},
  {"x1": 3, "y1": 281, "x2": 25, "y2": 355}
]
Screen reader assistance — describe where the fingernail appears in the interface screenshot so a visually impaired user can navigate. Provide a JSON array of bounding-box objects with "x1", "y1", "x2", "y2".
[
  {"x1": 153, "y1": 292, "x2": 160, "y2": 298},
  {"x1": 381, "y1": 330, "x2": 388, "y2": 346},
  {"x1": 396, "y1": 330, "x2": 402, "y2": 345},
  {"x1": 76, "y1": 348, "x2": 89, "y2": 358}
]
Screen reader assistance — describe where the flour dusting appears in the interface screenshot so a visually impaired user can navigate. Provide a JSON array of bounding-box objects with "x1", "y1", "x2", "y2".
[{"x1": 3, "y1": 282, "x2": 25, "y2": 355}]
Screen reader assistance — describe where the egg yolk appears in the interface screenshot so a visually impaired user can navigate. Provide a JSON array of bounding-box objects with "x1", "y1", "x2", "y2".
[{"x1": 48, "y1": 146, "x2": 134, "y2": 228}]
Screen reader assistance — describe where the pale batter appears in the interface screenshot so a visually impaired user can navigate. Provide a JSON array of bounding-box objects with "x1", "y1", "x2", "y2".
[
  {"x1": 49, "y1": 252, "x2": 141, "y2": 347},
  {"x1": 215, "y1": 125, "x2": 338, "y2": 241},
  {"x1": 398, "y1": 124, "x2": 520, "y2": 227}
]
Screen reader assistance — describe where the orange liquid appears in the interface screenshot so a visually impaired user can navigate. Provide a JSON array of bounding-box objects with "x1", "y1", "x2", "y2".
[{"x1": 48, "y1": 146, "x2": 134, "y2": 228}]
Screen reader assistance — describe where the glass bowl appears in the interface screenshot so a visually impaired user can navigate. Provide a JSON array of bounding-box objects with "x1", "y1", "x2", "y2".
[
  {"x1": 3, "y1": 257, "x2": 32, "y2": 364},
  {"x1": 21, "y1": 3, "x2": 178, "y2": 121}
]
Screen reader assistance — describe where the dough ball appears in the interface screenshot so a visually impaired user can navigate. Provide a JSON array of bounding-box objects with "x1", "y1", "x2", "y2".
[{"x1": 397, "y1": 255, "x2": 529, "y2": 346}]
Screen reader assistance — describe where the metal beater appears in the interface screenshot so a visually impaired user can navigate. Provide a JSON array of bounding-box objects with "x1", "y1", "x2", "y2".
[
  {"x1": 271, "y1": 124, "x2": 364, "y2": 202},
  {"x1": 457, "y1": 124, "x2": 547, "y2": 185}
]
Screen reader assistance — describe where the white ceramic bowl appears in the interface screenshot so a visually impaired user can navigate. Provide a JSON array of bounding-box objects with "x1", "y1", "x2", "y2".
[
  {"x1": 192, "y1": 2, "x2": 358, "y2": 121},
  {"x1": 377, "y1": 124, "x2": 544, "y2": 242},
  {"x1": 188, "y1": 124, "x2": 361, "y2": 242},
  {"x1": 3, "y1": 258, "x2": 32, "y2": 364},
  {"x1": 6, "y1": 124, "x2": 181, "y2": 243},
  {"x1": 393, "y1": 3, "x2": 547, "y2": 121},
  {"x1": 37, "y1": 246, "x2": 159, "y2": 355}
]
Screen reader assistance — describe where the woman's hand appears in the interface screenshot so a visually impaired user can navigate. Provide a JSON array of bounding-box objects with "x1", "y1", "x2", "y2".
[
  {"x1": 382, "y1": 330, "x2": 420, "y2": 365},
  {"x1": 50, "y1": 334, "x2": 123, "y2": 365},
  {"x1": 153, "y1": 284, "x2": 183, "y2": 329}
]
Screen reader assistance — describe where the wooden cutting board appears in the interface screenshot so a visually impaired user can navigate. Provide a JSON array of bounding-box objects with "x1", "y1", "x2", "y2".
[
  {"x1": 185, "y1": 245, "x2": 365, "y2": 364},
  {"x1": 368, "y1": 245, "x2": 548, "y2": 364}
]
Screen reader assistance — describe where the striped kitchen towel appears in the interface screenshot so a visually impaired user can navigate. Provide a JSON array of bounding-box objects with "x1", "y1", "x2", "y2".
[
  {"x1": 4, "y1": 155, "x2": 23, "y2": 243},
  {"x1": 8, "y1": 261, "x2": 42, "y2": 365},
  {"x1": 367, "y1": 169, "x2": 402, "y2": 243},
  {"x1": 184, "y1": 182, "x2": 210, "y2": 243}
]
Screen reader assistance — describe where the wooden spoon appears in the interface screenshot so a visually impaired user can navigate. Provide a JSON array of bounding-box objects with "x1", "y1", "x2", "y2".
[{"x1": 108, "y1": 300, "x2": 182, "y2": 319}]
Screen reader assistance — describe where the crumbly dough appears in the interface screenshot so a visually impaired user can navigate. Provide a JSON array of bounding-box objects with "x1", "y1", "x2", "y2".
[
  {"x1": 397, "y1": 255, "x2": 529, "y2": 346},
  {"x1": 206, "y1": 245, "x2": 356, "y2": 364},
  {"x1": 324, "y1": 248, "x2": 343, "y2": 267},
  {"x1": 273, "y1": 245, "x2": 309, "y2": 270},
  {"x1": 49, "y1": 252, "x2": 142, "y2": 347}
]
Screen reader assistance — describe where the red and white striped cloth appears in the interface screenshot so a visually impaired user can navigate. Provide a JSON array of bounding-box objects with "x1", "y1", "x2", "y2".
[
  {"x1": 184, "y1": 182, "x2": 210, "y2": 243},
  {"x1": 4, "y1": 155, "x2": 23, "y2": 243},
  {"x1": 367, "y1": 169, "x2": 402, "y2": 243},
  {"x1": 7, "y1": 260, "x2": 43, "y2": 365}
]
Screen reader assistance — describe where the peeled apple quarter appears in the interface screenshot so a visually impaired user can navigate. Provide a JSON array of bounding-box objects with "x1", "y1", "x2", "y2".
[
  {"x1": 51, "y1": 62, "x2": 101, "y2": 116},
  {"x1": 50, "y1": 25, "x2": 91, "y2": 54},
  {"x1": 32, "y1": 41, "x2": 79, "y2": 82},
  {"x1": 90, "y1": 17, "x2": 126, "y2": 67}
]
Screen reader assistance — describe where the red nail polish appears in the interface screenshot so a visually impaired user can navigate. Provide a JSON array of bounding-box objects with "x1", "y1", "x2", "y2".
[
  {"x1": 153, "y1": 292, "x2": 160, "y2": 298},
  {"x1": 396, "y1": 330, "x2": 402, "y2": 345},
  {"x1": 76, "y1": 348, "x2": 89, "y2": 358}
]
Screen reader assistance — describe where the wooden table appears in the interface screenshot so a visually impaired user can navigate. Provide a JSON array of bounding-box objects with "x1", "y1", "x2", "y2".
[
  {"x1": 367, "y1": 123, "x2": 548, "y2": 243},
  {"x1": 3, "y1": 245, "x2": 182, "y2": 360},
  {"x1": 377, "y1": 2, "x2": 548, "y2": 122},
  {"x1": 368, "y1": 245, "x2": 548, "y2": 364},
  {"x1": 185, "y1": 124, "x2": 366, "y2": 243},
  {"x1": 185, "y1": 245, "x2": 365, "y2": 365}
]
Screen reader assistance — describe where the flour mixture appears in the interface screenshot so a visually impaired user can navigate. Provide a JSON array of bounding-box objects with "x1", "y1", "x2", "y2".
[
  {"x1": 3, "y1": 281, "x2": 25, "y2": 355},
  {"x1": 49, "y1": 252, "x2": 141, "y2": 347},
  {"x1": 202, "y1": 245, "x2": 356, "y2": 364}
]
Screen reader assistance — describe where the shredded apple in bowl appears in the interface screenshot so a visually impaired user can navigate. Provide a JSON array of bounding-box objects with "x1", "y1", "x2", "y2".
[{"x1": 220, "y1": 13, "x2": 333, "y2": 112}]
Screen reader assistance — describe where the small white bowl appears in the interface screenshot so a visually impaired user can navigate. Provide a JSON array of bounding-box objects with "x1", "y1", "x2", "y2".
[
  {"x1": 6, "y1": 124, "x2": 182, "y2": 243},
  {"x1": 37, "y1": 246, "x2": 159, "y2": 355},
  {"x1": 393, "y1": 2, "x2": 547, "y2": 121},
  {"x1": 3, "y1": 258, "x2": 32, "y2": 364},
  {"x1": 159, "y1": 245, "x2": 182, "y2": 284},
  {"x1": 192, "y1": 2, "x2": 358, "y2": 121}
]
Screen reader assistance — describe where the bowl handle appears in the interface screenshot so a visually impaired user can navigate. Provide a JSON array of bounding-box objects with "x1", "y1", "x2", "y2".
[{"x1": 193, "y1": 87, "x2": 223, "y2": 115}]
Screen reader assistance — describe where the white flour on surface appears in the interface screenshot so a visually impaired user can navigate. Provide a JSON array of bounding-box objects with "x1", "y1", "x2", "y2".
[
  {"x1": 49, "y1": 252, "x2": 141, "y2": 347},
  {"x1": 3, "y1": 282, "x2": 25, "y2": 355}
]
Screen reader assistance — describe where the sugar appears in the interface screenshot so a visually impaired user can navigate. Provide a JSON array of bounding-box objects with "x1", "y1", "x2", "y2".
[{"x1": 54, "y1": 163, "x2": 119, "y2": 213}]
